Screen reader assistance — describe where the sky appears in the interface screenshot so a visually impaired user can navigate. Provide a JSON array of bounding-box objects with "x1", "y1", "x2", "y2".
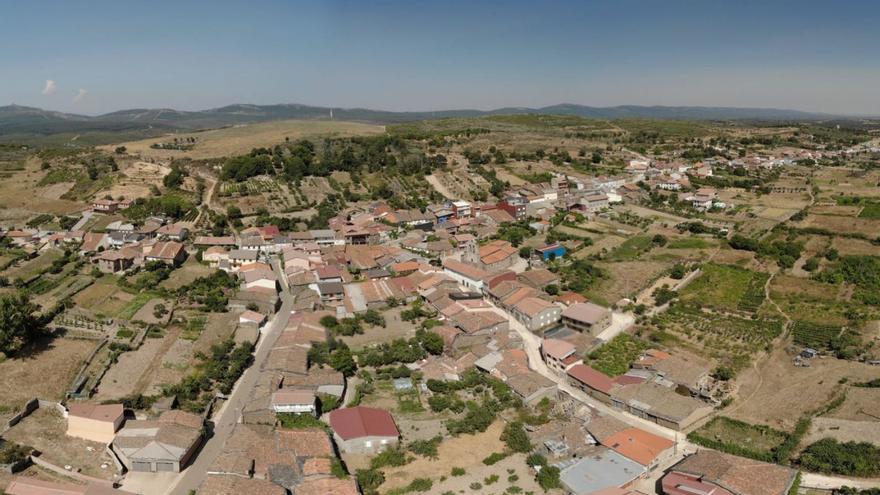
[{"x1": 2, "y1": 0, "x2": 879, "y2": 116}]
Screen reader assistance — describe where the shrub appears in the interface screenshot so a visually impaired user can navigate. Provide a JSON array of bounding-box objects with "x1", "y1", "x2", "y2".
[
  {"x1": 483, "y1": 452, "x2": 509, "y2": 465},
  {"x1": 536, "y1": 465, "x2": 562, "y2": 490},
  {"x1": 451, "y1": 467, "x2": 466, "y2": 476},
  {"x1": 502, "y1": 421, "x2": 532, "y2": 453},
  {"x1": 484, "y1": 474, "x2": 500, "y2": 485}
]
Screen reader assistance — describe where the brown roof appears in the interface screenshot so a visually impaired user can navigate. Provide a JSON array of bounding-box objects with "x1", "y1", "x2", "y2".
[
  {"x1": 442, "y1": 259, "x2": 490, "y2": 281},
  {"x1": 198, "y1": 476, "x2": 286, "y2": 495},
  {"x1": 146, "y1": 240, "x2": 184, "y2": 260},
  {"x1": 328, "y1": 406, "x2": 399, "y2": 440},
  {"x1": 513, "y1": 296, "x2": 557, "y2": 318},
  {"x1": 567, "y1": 364, "x2": 615, "y2": 394},
  {"x1": 67, "y1": 403, "x2": 123, "y2": 423},
  {"x1": 562, "y1": 302, "x2": 610, "y2": 325},
  {"x1": 542, "y1": 338, "x2": 576, "y2": 360},
  {"x1": 671, "y1": 450, "x2": 797, "y2": 495},
  {"x1": 518, "y1": 268, "x2": 559, "y2": 288}
]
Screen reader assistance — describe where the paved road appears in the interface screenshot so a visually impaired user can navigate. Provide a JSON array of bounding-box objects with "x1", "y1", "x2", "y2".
[
  {"x1": 70, "y1": 210, "x2": 94, "y2": 232},
  {"x1": 166, "y1": 257, "x2": 293, "y2": 495}
]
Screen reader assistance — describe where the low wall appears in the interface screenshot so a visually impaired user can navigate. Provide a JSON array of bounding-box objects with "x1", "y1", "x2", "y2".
[
  {"x1": 30, "y1": 455, "x2": 114, "y2": 486},
  {"x1": 1, "y1": 398, "x2": 39, "y2": 434}
]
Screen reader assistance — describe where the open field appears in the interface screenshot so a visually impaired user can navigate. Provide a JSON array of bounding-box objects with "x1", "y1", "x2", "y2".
[
  {"x1": 831, "y1": 236, "x2": 880, "y2": 256},
  {"x1": 768, "y1": 275, "x2": 862, "y2": 327},
  {"x1": 340, "y1": 307, "x2": 418, "y2": 351},
  {"x1": 825, "y1": 387, "x2": 880, "y2": 422},
  {"x1": 728, "y1": 344, "x2": 880, "y2": 430},
  {"x1": 0, "y1": 337, "x2": 95, "y2": 417},
  {"x1": 159, "y1": 258, "x2": 214, "y2": 290},
  {"x1": 102, "y1": 119, "x2": 386, "y2": 160},
  {"x1": 3, "y1": 407, "x2": 116, "y2": 480},
  {"x1": 692, "y1": 416, "x2": 788, "y2": 457},
  {"x1": 591, "y1": 260, "x2": 668, "y2": 305},
  {"x1": 0, "y1": 161, "x2": 85, "y2": 224},
  {"x1": 796, "y1": 213, "x2": 880, "y2": 237},
  {"x1": 376, "y1": 421, "x2": 549, "y2": 495},
  {"x1": 1, "y1": 248, "x2": 64, "y2": 281}
]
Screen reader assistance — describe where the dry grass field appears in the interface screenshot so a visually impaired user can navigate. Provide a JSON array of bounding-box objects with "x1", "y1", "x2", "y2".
[
  {"x1": 592, "y1": 260, "x2": 669, "y2": 304},
  {"x1": 796, "y1": 213, "x2": 880, "y2": 237},
  {"x1": 727, "y1": 345, "x2": 880, "y2": 430},
  {"x1": 377, "y1": 421, "x2": 550, "y2": 495},
  {"x1": 0, "y1": 337, "x2": 96, "y2": 417},
  {"x1": 102, "y1": 119, "x2": 385, "y2": 160},
  {"x1": 0, "y1": 160, "x2": 85, "y2": 224}
]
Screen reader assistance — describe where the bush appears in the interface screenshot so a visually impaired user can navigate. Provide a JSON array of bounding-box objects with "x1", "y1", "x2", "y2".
[
  {"x1": 536, "y1": 465, "x2": 562, "y2": 490},
  {"x1": 799, "y1": 438, "x2": 880, "y2": 477},
  {"x1": 483, "y1": 452, "x2": 509, "y2": 465},
  {"x1": 356, "y1": 468, "x2": 385, "y2": 495},
  {"x1": 502, "y1": 421, "x2": 532, "y2": 453},
  {"x1": 370, "y1": 447, "x2": 409, "y2": 470},
  {"x1": 409, "y1": 436, "x2": 442, "y2": 459},
  {"x1": 451, "y1": 467, "x2": 466, "y2": 476}
]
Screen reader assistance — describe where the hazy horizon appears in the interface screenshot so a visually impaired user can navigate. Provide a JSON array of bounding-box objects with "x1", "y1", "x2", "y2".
[{"x1": 3, "y1": 0, "x2": 879, "y2": 116}]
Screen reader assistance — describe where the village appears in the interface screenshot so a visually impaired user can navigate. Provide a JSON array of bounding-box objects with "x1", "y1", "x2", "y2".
[{"x1": 0, "y1": 110, "x2": 878, "y2": 495}]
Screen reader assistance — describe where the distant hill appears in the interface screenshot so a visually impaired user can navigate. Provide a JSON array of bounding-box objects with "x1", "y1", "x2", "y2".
[{"x1": 0, "y1": 102, "x2": 846, "y2": 137}]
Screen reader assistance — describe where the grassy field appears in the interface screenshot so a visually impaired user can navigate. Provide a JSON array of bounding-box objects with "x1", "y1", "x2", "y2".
[
  {"x1": 103, "y1": 119, "x2": 386, "y2": 160},
  {"x1": 680, "y1": 263, "x2": 767, "y2": 313},
  {"x1": 1, "y1": 248, "x2": 64, "y2": 281},
  {"x1": 667, "y1": 237, "x2": 715, "y2": 249},
  {"x1": 607, "y1": 235, "x2": 654, "y2": 261},
  {"x1": 159, "y1": 258, "x2": 215, "y2": 290},
  {"x1": 117, "y1": 292, "x2": 156, "y2": 320},
  {"x1": 691, "y1": 416, "x2": 788, "y2": 459}
]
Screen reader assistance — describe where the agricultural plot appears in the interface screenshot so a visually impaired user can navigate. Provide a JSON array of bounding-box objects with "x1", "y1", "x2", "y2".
[
  {"x1": 680, "y1": 263, "x2": 768, "y2": 313},
  {"x1": 0, "y1": 248, "x2": 64, "y2": 282},
  {"x1": 792, "y1": 321, "x2": 843, "y2": 349},
  {"x1": 587, "y1": 334, "x2": 647, "y2": 376},
  {"x1": 606, "y1": 235, "x2": 654, "y2": 261},
  {"x1": 653, "y1": 304, "x2": 782, "y2": 370},
  {"x1": 689, "y1": 416, "x2": 788, "y2": 462}
]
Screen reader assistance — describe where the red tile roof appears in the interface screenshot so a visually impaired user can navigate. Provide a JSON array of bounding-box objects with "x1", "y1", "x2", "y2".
[
  {"x1": 328, "y1": 406, "x2": 399, "y2": 440},
  {"x1": 567, "y1": 364, "x2": 615, "y2": 394}
]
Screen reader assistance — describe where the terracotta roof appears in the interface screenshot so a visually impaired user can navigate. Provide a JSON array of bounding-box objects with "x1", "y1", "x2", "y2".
[
  {"x1": 328, "y1": 406, "x2": 399, "y2": 440},
  {"x1": 198, "y1": 476, "x2": 286, "y2": 495},
  {"x1": 514, "y1": 297, "x2": 557, "y2": 318},
  {"x1": 442, "y1": 259, "x2": 490, "y2": 281},
  {"x1": 567, "y1": 364, "x2": 615, "y2": 394},
  {"x1": 542, "y1": 338, "x2": 576, "y2": 360},
  {"x1": 602, "y1": 427, "x2": 674, "y2": 466}
]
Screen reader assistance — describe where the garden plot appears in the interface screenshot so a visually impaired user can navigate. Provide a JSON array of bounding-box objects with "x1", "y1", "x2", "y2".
[
  {"x1": 679, "y1": 263, "x2": 768, "y2": 313},
  {"x1": 591, "y1": 260, "x2": 669, "y2": 304}
]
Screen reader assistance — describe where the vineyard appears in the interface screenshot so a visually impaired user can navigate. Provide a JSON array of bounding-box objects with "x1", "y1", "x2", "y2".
[
  {"x1": 737, "y1": 271, "x2": 769, "y2": 312},
  {"x1": 219, "y1": 176, "x2": 283, "y2": 196},
  {"x1": 682, "y1": 263, "x2": 768, "y2": 313},
  {"x1": 654, "y1": 304, "x2": 783, "y2": 370},
  {"x1": 792, "y1": 320, "x2": 843, "y2": 349}
]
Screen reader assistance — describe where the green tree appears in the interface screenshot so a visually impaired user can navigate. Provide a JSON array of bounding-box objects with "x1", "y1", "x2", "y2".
[
  {"x1": 330, "y1": 347, "x2": 357, "y2": 377},
  {"x1": 536, "y1": 465, "x2": 562, "y2": 490},
  {"x1": 501, "y1": 421, "x2": 532, "y2": 453},
  {"x1": 0, "y1": 291, "x2": 46, "y2": 356}
]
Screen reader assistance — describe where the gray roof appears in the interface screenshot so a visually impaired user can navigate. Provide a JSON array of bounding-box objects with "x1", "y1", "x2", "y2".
[
  {"x1": 558, "y1": 448, "x2": 645, "y2": 495},
  {"x1": 229, "y1": 249, "x2": 259, "y2": 260}
]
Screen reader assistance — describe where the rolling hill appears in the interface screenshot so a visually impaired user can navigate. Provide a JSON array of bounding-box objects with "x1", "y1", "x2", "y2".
[{"x1": 0, "y1": 102, "x2": 849, "y2": 138}]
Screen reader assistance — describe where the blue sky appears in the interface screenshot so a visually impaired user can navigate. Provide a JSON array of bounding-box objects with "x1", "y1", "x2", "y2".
[{"x1": 2, "y1": 0, "x2": 879, "y2": 115}]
